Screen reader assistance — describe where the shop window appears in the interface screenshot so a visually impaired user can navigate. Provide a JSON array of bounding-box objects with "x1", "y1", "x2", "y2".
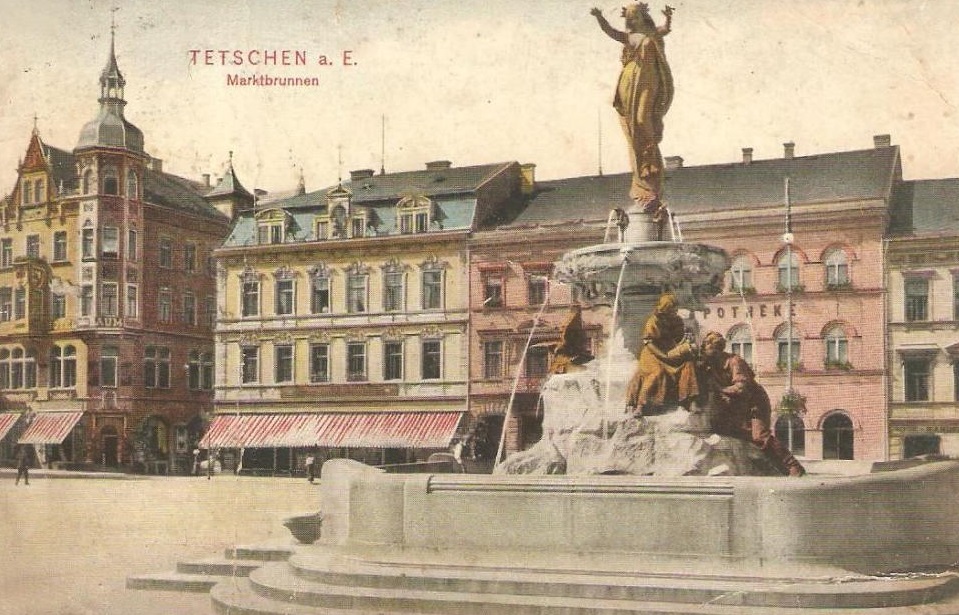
[
  {"x1": 822, "y1": 413, "x2": 854, "y2": 460},
  {"x1": 903, "y1": 434, "x2": 941, "y2": 458}
]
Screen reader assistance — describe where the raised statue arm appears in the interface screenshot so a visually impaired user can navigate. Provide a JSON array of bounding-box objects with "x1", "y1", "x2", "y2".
[
  {"x1": 658, "y1": 5, "x2": 673, "y2": 36},
  {"x1": 591, "y1": 7, "x2": 628, "y2": 44}
]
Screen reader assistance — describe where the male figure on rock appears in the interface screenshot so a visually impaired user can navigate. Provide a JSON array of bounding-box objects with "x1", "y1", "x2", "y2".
[{"x1": 699, "y1": 331, "x2": 806, "y2": 477}]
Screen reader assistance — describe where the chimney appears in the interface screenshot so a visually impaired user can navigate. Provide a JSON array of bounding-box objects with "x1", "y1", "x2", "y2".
[
  {"x1": 664, "y1": 155, "x2": 684, "y2": 170},
  {"x1": 783, "y1": 142, "x2": 795, "y2": 160},
  {"x1": 520, "y1": 163, "x2": 536, "y2": 195},
  {"x1": 151, "y1": 157, "x2": 163, "y2": 173},
  {"x1": 425, "y1": 160, "x2": 452, "y2": 171},
  {"x1": 873, "y1": 134, "x2": 892, "y2": 148},
  {"x1": 202, "y1": 173, "x2": 211, "y2": 187},
  {"x1": 741, "y1": 148, "x2": 753, "y2": 165},
  {"x1": 349, "y1": 169, "x2": 375, "y2": 182}
]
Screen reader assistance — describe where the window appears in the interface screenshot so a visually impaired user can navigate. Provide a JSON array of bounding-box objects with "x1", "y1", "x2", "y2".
[
  {"x1": 777, "y1": 252, "x2": 801, "y2": 291},
  {"x1": 158, "y1": 289, "x2": 172, "y2": 323},
  {"x1": 528, "y1": 276, "x2": 547, "y2": 306},
  {"x1": 241, "y1": 280, "x2": 260, "y2": 317},
  {"x1": 159, "y1": 238, "x2": 173, "y2": 268},
  {"x1": 22, "y1": 181, "x2": 32, "y2": 205},
  {"x1": 955, "y1": 362, "x2": 959, "y2": 402},
  {"x1": 49, "y1": 345, "x2": 77, "y2": 389},
  {"x1": 26, "y1": 235, "x2": 40, "y2": 259},
  {"x1": 258, "y1": 223, "x2": 283, "y2": 244},
  {"x1": 203, "y1": 296, "x2": 216, "y2": 327},
  {"x1": 483, "y1": 277, "x2": 503, "y2": 308},
  {"x1": 51, "y1": 293, "x2": 66, "y2": 319},
  {"x1": 275, "y1": 280, "x2": 295, "y2": 315},
  {"x1": 421, "y1": 340, "x2": 441, "y2": 380},
  {"x1": 383, "y1": 271, "x2": 404, "y2": 312},
  {"x1": 13, "y1": 288, "x2": 25, "y2": 320},
  {"x1": 310, "y1": 344, "x2": 329, "y2": 383},
  {"x1": 729, "y1": 326, "x2": 753, "y2": 365},
  {"x1": 824, "y1": 249, "x2": 849, "y2": 288},
  {"x1": 525, "y1": 346, "x2": 550, "y2": 378},
  {"x1": 186, "y1": 351, "x2": 200, "y2": 390},
  {"x1": 82, "y1": 228, "x2": 95, "y2": 259},
  {"x1": 83, "y1": 169, "x2": 93, "y2": 194},
  {"x1": 126, "y1": 172, "x2": 138, "y2": 199},
  {"x1": 904, "y1": 358, "x2": 931, "y2": 402},
  {"x1": 9, "y1": 348, "x2": 36, "y2": 389},
  {"x1": 53, "y1": 231, "x2": 67, "y2": 262},
  {"x1": 422, "y1": 269, "x2": 443, "y2": 310},
  {"x1": 351, "y1": 217, "x2": 366, "y2": 238},
  {"x1": 954, "y1": 275, "x2": 959, "y2": 321},
  {"x1": 730, "y1": 255, "x2": 753, "y2": 292},
  {"x1": 397, "y1": 195, "x2": 432, "y2": 234},
  {"x1": 776, "y1": 325, "x2": 800, "y2": 369},
  {"x1": 80, "y1": 286, "x2": 94, "y2": 317},
  {"x1": 100, "y1": 283, "x2": 118, "y2": 318},
  {"x1": 144, "y1": 346, "x2": 171, "y2": 389},
  {"x1": 904, "y1": 434, "x2": 941, "y2": 458},
  {"x1": 483, "y1": 341, "x2": 503, "y2": 379},
  {"x1": 122, "y1": 229, "x2": 136, "y2": 260},
  {"x1": 182, "y1": 292, "x2": 196, "y2": 325},
  {"x1": 1, "y1": 239, "x2": 11, "y2": 267},
  {"x1": 311, "y1": 275, "x2": 330, "y2": 314},
  {"x1": 773, "y1": 415, "x2": 805, "y2": 457},
  {"x1": 824, "y1": 326, "x2": 848, "y2": 366},
  {"x1": 384, "y1": 341, "x2": 403, "y2": 381},
  {"x1": 905, "y1": 278, "x2": 929, "y2": 322},
  {"x1": 347, "y1": 274, "x2": 367, "y2": 313},
  {"x1": 0, "y1": 288, "x2": 11, "y2": 321},
  {"x1": 0, "y1": 349, "x2": 8, "y2": 388},
  {"x1": 206, "y1": 256, "x2": 216, "y2": 277},
  {"x1": 200, "y1": 352, "x2": 214, "y2": 390},
  {"x1": 100, "y1": 346, "x2": 118, "y2": 387},
  {"x1": 34, "y1": 179, "x2": 43, "y2": 203},
  {"x1": 274, "y1": 345, "x2": 294, "y2": 383},
  {"x1": 241, "y1": 346, "x2": 259, "y2": 384},
  {"x1": 822, "y1": 413, "x2": 854, "y2": 460},
  {"x1": 346, "y1": 342, "x2": 367, "y2": 381},
  {"x1": 126, "y1": 285, "x2": 138, "y2": 319},
  {"x1": 315, "y1": 220, "x2": 329, "y2": 241},
  {"x1": 101, "y1": 227, "x2": 119, "y2": 257},
  {"x1": 184, "y1": 243, "x2": 196, "y2": 272}
]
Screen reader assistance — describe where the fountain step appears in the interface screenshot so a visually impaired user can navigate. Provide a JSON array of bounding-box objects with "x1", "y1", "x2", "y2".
[
  {"x1": 227, "y1": 560, "x2": 959, "y2": 615},
  {"x1": 225, "y1": 542, "x2": 298, "y2": 561},
  {"x1": 177, "y1": 557, "x2": 265, "y2": 577},
  {"x1": 286, "y1": 549, "x2": 957, "y2": 609},
  {"x1": 211, "y1": 577, "x2": 432, "y2": 615},
  {"x1": 126, "y1": 571, "x2": 234, "y2": 593}
]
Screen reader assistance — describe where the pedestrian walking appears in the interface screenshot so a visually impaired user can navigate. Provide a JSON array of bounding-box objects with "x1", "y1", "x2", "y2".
[
  {"x1": 192, "y1": 448, "x2": 201, "y2": 476},
  {"x1": 15, "y1": 446, "x2": 30, "y2": 486},
  {"x1": 305, "y1": 453, "x2": 316, "y2": 483}
]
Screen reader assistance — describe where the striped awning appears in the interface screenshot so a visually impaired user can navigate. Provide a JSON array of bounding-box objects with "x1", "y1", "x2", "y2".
[
  {"x1": 18, "y1": 411, "x2": 84, "y2": 445},
  {"x1": 0, "y1": 412, "x2": 22, "y2": 441},
  {"x1": 199, "y1": 411, "x2": 463, "y2": 450}
]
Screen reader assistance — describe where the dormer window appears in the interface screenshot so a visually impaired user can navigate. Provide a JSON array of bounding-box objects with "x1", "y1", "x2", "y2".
[
  {"x1": 314, "y1": 217, "x2": 330, "y2": 241},
  {"x1": 350, "y1": 213, "x2": 369, "y2": 238},
  {"x1": 331, "y1": 205, "x2": 347, "y2": 238},
  {"x1": 258, "y1": 223, "x2": 283, "y2": 244},
  {"x1": 397, "y1": 195, "x2": 433, "y2": 234},
  {"x1": 255, "y1": 209, "x2": 291, "y2": 244}
]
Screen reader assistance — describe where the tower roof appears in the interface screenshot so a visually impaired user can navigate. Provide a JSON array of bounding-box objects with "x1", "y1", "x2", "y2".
[
  {"x1": 205, "y1": 154, "x2": 254, "y2": 201},
  {"x1": 75, "y1": 30, "x2": 144, "y2": 153}
]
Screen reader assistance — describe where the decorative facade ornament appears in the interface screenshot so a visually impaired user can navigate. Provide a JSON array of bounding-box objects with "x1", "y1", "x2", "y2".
[
  {"x1": 420, "y1": 253, "x2": 447, "y2": 270},
  {"x1": 274, "y1": 264, "x2": 296, "y2": 280},
  {"x1": 421, "y1": 325, "x2": 444, "y2": 339}
]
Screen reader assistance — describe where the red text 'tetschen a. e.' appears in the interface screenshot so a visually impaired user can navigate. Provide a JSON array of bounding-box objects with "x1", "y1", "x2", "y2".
[{"x1": 189, "y1": 49, "x2": 356, "y2": 66}]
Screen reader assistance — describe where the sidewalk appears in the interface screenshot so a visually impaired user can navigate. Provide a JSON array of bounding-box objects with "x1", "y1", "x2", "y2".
[{"x1": 0, "y1": 467, "x2": 140, "y2": 480}]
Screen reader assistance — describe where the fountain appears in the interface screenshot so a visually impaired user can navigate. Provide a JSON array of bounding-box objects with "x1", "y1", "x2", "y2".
[{"x1": 132, "y1": 6, "x2": 959, "y2": 613}]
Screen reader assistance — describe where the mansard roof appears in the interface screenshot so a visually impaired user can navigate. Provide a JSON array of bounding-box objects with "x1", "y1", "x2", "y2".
[
  {"x1": 888, "y1": 178, "x2": 959, "y2": 236},
  {"x1": 145, "y1": 169, "x2": 230, "y2": 221},
  {"x1": 501, "y1": 145, "x2": 902, "y2": 228}
]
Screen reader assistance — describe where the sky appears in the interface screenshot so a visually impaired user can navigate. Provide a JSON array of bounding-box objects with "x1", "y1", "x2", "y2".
[{"x1": 0, "y1": 0, "x2": 956, "y2": 196}]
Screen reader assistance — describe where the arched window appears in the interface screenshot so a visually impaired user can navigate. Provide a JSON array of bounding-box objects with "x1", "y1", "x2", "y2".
[
  {"x1": 824, "y1": 325, "x2": 849, "y2": 367},
  {"x1": 83, "y1": 170, "x2": 94, "y2": 194},
  {"x1": 729, "y1": 255, "x2": 754, "y2": 293},
  {"x1": 728, "y1": 325, "x2": 753, "y2": 365},
  {"x1": 775, "y1": 324, "x2": 801, "y2": 369},
  {"x1": 0, "y1": 348, "x2": 9, "y2": 389},
  {"x1": 777, "y1": 251, "x2": 801, "y2": 292},
  {"x1": 824, "y1": 248, "x2": 850, "y2": 288},
  {"x1": 126, "y1": 172, "x2": 138, "y2": 199},
  {"x1": 774, "y1": 415, "x2": 805, "y2": 456},
  {"x1": 822, "y1": 412, "x2": 854, "y2": 460}
]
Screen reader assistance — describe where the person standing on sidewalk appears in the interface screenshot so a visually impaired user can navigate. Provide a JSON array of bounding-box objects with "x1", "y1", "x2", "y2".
[
  {"x1": 305, "y1": 453, "x2": 316, "y2": 483},
  {"x1": 15, "y1": 446, "x2": 30, "y2": 485}
]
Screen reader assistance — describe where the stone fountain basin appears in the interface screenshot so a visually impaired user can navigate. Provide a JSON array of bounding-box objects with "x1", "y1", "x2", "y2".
[
  {"x1": 320, "y1": 458, "x2": 959, "y2": 576},
  {"x1": 554, "y1": 241, "x2": 728, "y2": 306}
]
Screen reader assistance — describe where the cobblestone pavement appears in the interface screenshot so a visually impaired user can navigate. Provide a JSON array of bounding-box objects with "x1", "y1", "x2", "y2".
[{"x1": 0, "y1": 473, "x2": 319, "y2": 615}]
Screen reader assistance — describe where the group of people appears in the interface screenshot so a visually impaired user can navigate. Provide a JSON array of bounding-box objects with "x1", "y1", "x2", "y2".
[{"x1": 625, "y1": 293, "x2": 806, "y2": 477}]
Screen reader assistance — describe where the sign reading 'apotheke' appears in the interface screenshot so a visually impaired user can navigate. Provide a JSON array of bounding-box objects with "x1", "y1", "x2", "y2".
[{"x1": 701, "y1": 303, "x2": 797, "y2": 320}]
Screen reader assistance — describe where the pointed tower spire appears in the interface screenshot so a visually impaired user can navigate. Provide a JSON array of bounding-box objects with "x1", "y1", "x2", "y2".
[
  {"x1": 100, "y1": 9, "x2": 126, "y2": 108},
  {"x1": 296, "y1": 167, "x2": 306, "y2": 196}
]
